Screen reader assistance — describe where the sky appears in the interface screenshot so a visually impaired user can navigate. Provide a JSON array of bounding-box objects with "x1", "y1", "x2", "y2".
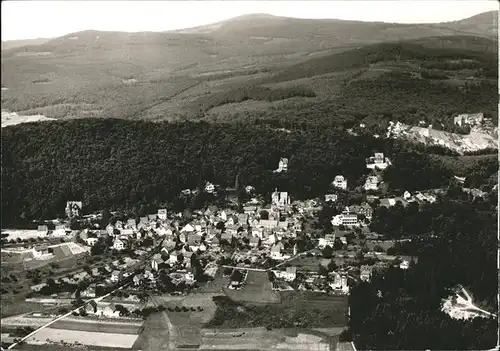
[{"x1": 2, "y1": 1, "x2": 498, "y2": 41}]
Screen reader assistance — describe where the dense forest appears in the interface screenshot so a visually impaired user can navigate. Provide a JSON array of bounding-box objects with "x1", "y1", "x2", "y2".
[
  {"x1": 3, "y1": 118, "x2": 492, "y2": 226},
  {"x1": 348, "y1": 195, "x2": 498, "y2": 350}
]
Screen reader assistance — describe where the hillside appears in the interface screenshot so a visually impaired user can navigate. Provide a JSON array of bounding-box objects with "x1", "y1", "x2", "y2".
[
  {"x1": 1, "y1": 12, "x2": 497, "y2": 125},
  {"x1": 4, "y1": 118, "x2": 495, "y2": 227},
  {"x1": 1, "y1": 38, "x2": 51, "y2": 51}
]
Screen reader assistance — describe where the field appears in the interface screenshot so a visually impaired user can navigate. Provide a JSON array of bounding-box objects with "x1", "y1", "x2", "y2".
[
  {"x1": 199, "y1": 327, "x2": 332, "y2": 350},
  {"x1": 223, "y1": 270, "x2": 281, "y2": 304},
  {"x1": 26, "y1": 328, "x2": 140, "y2": 349},
  {"x1": 206, "y1": 291, "x2": 348, "y2": 329},
  {"x1": 49, "y1": 319, "x2": 143, "y2": 334}
]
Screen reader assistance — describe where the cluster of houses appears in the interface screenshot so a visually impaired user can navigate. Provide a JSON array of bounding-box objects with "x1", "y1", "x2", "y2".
[
  {"x1": 453, "y1": 112, "x2": 484, "y2": 127},
  {"x1": 330, "y1": 203, "x2": 373, "y2": 228}
]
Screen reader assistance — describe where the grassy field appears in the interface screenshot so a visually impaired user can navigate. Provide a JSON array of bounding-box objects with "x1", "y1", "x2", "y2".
[
  {"x1": 25, "y1": 328, "x2": 140, "y2": 349},
  {"x1": 223, "y1": 270, "x2": 281, "y2": 304},
  {"x1": 206, "y1": 291, "x2": 348, "y2": 329},
  {"x1": 199, "y1": 327, "x2": 332, "y2": 350},
  {"x1": 49, "y1": 319, "x2": 142, "y2": 335}
]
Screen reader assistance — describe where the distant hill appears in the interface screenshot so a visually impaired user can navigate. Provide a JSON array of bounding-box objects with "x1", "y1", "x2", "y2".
[
  {"x1": 1, "y1": 11, "x2": 497, "y2": 124},
  {"x1": 1, "y1": 38, "x2": 51, "y2": 51}
]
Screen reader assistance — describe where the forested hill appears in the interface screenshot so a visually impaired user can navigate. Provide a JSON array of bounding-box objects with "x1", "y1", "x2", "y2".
[{"x1": 2, "y1": 119, "x2": 497, "y2": 226}]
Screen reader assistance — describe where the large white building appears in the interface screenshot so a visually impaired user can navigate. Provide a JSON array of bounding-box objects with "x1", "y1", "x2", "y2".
[
  {"x1": 271, "y1": 188, "x2": 290, "y2": 208},
  {"x1": 318, "y1": 233, "x2": 336, "y2": 248},
  {"x1": 364, "y1": 176, "x2": 379, "y2": 191},
  {"x1": 273, "y1": 267, "x2": 297, "y2": 282},
  {"x1": 453, "y1": 112, "x2": 484, "y2": 127},
  {"x1": 65, "y1": 201, "x2": 82, "y2": 218},
  {"x1": 331, "y1": 211, "x2": 359, "y2": 227},
  {"x1": 366, "y1": 153, "x2": 391, "y2": 170},
  {"x1": 332, "y1": 175, "x2": 348, "y2": 190},
  {"x1": 158, "y1": 209, "x2": 167, "y2": 220}
]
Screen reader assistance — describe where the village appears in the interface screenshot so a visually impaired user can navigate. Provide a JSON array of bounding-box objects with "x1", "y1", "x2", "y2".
[{"x1": 0, "y1": 150, "x2": 491, "y2": 350}]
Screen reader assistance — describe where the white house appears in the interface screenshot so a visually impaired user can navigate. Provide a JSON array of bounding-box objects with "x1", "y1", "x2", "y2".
[
  {"x1": 273, "y1": 267, "x2": 297, "y2": 282},
  {"x1": 270, "y1": 242, "x2": 284, "y2": 260},
  {"x1": 86, "y1": 237, "x2": 99, "y2": 246},
  {"x1": 318, "y1": 233, "x2": 336, "y2": 249},
  {"x1": 274, "y1": 157, "x2": 288, "y2": 173},
  {"x1": 453, "y1": 112, "x2": 484, "y2": 127},
  {"x1": 329, "y1": 272, "x2": 349, "y2": 294},
  {"x1": 400, "y1": 260, "x2": 410, "y2": 270},
  {"x1": 52, "y1": 225, "x2": 67, "y2": 236},
  {"x1": 169, "y1": 251, "x2": 179, "y2": 265},
  {"x1": 325, "y1": 194, "x2": 338, "y2": 203},
  {"x1": 113, "y1": 238, "x2": 125, "y2": 251},
  {"x1": 332, "y1": 175, "x2": 347, "y2": 190},
  {"x1": 331, "y1": 212, "x2": 359, "y2": 227},
  {"x1": 205, "y1": 182, "x2": 215, "y2": 194},
  {"x1": 364, "y1": 176, "x2": 379, "y2": 191},
  {"x1": 366, "y1": 153, "x2": 391, "y2": 170},
  {"x1": 181, "y1": 224, "x2": 195, "y2": 233},
  {"x1": 158, "y1": 209, "x2": 167, "y2": 220},
  {"x1": 403, "y1": 191, "x2": 412, "y2": 200},
  {"x1": 245, "y1": 185, "x2": 255, "y2": 194}
]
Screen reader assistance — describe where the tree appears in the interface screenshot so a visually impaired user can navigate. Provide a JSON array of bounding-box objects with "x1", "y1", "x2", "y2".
[
  {"x1": 318, "y1": 264, "x2": 328, "y2": 277},
  {"x1": 322, "y1": 245, "x2": 333, "y2": 258},
  {"x1": 259, "y1": 210, "x2": 269, "y2": 220}
]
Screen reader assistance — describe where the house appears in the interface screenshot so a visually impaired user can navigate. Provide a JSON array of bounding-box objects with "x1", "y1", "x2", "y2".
[
  {"x1": 258, "y1": 219, "x2": 279, "y2": 229},
  {"x1": 85, "y1": 300, "x2": 99, "y2": 315},
  {"x1": 126, "y1": 219, "x2": 137, "y2": 229},
  {"x1": 349, "y1": 203, "x2": 373, "y2": 220},
  {"x1": 52, "y1": 225, "x2": 67, "y2": 236},
  {"x1": 325, "y1": 194, "x2": 338, "y2": 203},
  {"x1": 37, "y1": 225, "x2": 49, "y2": 236},
  {"x1": 113, "y1": 238, "x2": 125, "y2": 251},
  {"x1": 366, "y1": 153, "x2": 391, "y2": 170},
  {"x1": 187, "y1": 234, "x2": 203, "y2": 252},
  {"x1": 183, "y1": 251, "x2": 194, "y2": 268},
  {"x1": 162, "y1": 238, "x2": 176, "y2": 251},
  {"x1": 120, "y1": 228, "x2": 134, "y2": 236},
  {"x1": 168, "y1": 251, "x2": 179, "y2": 265},
  {"x1": 133, "y1": 274, "x2": 144, "y2": 286},
  {"x1": 271, "y1": 188, "x2": 290, "y2": 207},
  {"x1": 220, "y1": 232, "x2": 233, "y2": 244},
  {"x1": 332, "y1": 175, "x2": 348, "y2": 190},
  {"x1": 340, "y1": 236, "x2": 347, "y2": 245},
  {"x1": 81, "y1": 286, "x2": 96, "y2": 298},
  {"x1": 226, "y1": 215, "x2": 238, "y2": 226},
  {"x1": 243, "y1": 205, "x2": 258, "y2": 214},
  {"x1": 270, "y1": 242, "x2": 285, "y2": 260},
  {"x1": 403, "y1": 191, "x2": 412, "y2": 200},
  {"x1": 249, "y1": 236, "x2": 260, "y2": 247},
  {"x1": 274, "y1": 266, "x2": 297, "y2": 282},
  {"x1": 400, "y1": 260, "x2": 410, "y2": 270},
  {"x1": 151, "y1": 254, "x2": 164, "y2": 271},
  {"x1": 205, "y1": 182, "x2": 215, "y2": 194},
  {"x1": 209, "y1": 236, "x2": 220, "y2": 247},
  {"x1": 181, "y1": 189, "x2": 192, "y2": 196},
  {"x1": 111, "y1": 270, "x2": 121, "y2": 283},
  {"x1": 319, "y1": 233, "x2": 336, "y2": 249},
  {"x1": 65, "y1": 201, "x2": 82, "y2": 218},
  {"x1": 115, "y1": 220, "x2": 124, "y2": 229},
  {"x1": 86, "y1": 237, "x2": 99, "y2": 246},
  {"x1": 274, "y1": 157, "x2": 289, "y2": 173},
  {"x1": 158, "y1": 209, "x2": 167, "y2": 220},
  {"x1": 181, "y1": 224, "x2": 195, "y2": 233},
  {"x1": 106, "y1": 224, "x2": 114, "y2": 235},
  {"x1": 364, "y1": 176, "x2": 379, "y2": 191},
  {"x1": 331, "y1": 212, "x2": 359, "y2": 227},
  {"x1": 237, "y1": 213, "x2": 249, "y2": 225},
  {"x1": 360, "y1": 265, "x2": 373, "y2": 282},
  {"x1": 277, "y1": 221, "x2": 289, "y2": 231},
  {"x1": 245, "y1": 185, "x2": 255, "y2": 194},
  {"x1": 103, "y1": 304, "x2": 120, "y2": 318},
  {"x1": 329, "y1": 272, "x2": 349, "y2": 294},
  {"x1": 453, "y1": 112, "x2": 484, "y2": 126}
]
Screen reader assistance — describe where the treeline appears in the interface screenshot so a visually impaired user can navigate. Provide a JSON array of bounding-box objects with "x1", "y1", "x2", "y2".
[
  {"x1": 2, "y1": 119, "x2": 477, "y2": 226},
  {"x1": 194, "y1": 85, "x2": 316, "y2": 111},
  {"x1": 349, "y1": 196, "x2": 497, "y2": 349}
]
